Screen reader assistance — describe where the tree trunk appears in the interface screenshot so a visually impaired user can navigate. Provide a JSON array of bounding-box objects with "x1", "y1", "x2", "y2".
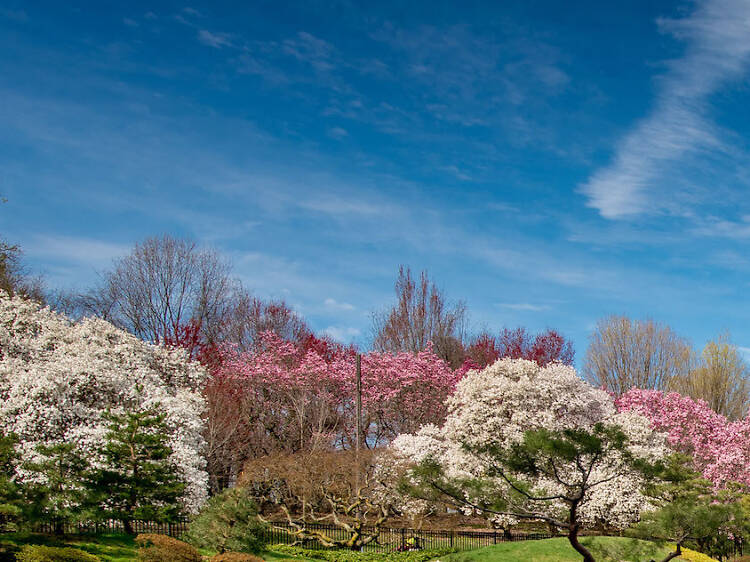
[
  {"x1": 124, "y1": 518, "x2": 134, "y2": 535},
  {"x1": 567, "y1": 524, "x2": 596, "y2": 562},
  {"x1": 660, "y1": 543, "x2": 682, "y2": 562}
]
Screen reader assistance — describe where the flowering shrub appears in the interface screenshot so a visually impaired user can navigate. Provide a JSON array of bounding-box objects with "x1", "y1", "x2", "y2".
[
  {"x1": 0, "y1": 295, "x2": 208, "y2": 512},
  {"x1": 679, "y1": 547, "x2": 718, "y2": 561}
]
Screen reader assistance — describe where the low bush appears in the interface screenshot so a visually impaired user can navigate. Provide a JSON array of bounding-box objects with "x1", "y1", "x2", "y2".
[
  {"x1": 210, "y1": 553, "x2": 264, "y2": 562},
  {"x1": 268, "y1": 545, "x2": 456, "y2": 562},
  {"x1": 15, "y1": 545, "x2": 100, "y2": 562},
  {"x1": 0, "y1": 539, "x2": 20, "y2": 562},
  {"x1": 678, "y1": 548, "x2": 717, "y2": 561},
  {"x1": 135, "y1": 534, "x2": 202, "y2": 562},
  {"x1": 185, "y1": 487, "x2": 265, "y2": 554}
]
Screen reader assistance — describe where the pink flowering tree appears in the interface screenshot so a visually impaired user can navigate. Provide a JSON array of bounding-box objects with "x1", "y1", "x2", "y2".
[
  {"x1": 210, "y1": 332, "x2": 461, "y2": 487},
  {"x1": 617, "y1": 389, "x2": 750, "y2": 490}
]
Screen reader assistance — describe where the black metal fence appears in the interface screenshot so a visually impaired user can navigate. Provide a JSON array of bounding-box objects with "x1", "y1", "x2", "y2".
[
  {"x1": 262, "y1": 521, "x2": 557, "y2": 553},
  {"x1": 30, "y1": 518, "x2": 191, "y2": 538},
  {"x1": 23, "y1": 518, "x2": 744, "y2": 558}
]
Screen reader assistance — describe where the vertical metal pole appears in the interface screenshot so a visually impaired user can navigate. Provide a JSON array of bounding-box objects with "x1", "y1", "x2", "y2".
[
  {"x1": 355, "y1": 354, "x2": 362, "y2": 526},
  {"x1": 356, "y1": 353, "x2": 362, "y2": 457}
]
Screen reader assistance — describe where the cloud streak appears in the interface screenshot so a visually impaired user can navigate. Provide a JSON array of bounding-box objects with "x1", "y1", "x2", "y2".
[{"x1": 581, "y1": 0, "x2": 750, "y2": 219}]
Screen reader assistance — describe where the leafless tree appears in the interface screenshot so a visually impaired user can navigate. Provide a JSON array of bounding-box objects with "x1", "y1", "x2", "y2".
[
  {"x1": 372, "y1": 266, "x2": 467, "y2": 367},
  {"x1": 0, "y1": 239, "x2": 45, "y2": 303},
  {"x1": 671, "y1": 333, "x2": 750, "y2": 420},
  {"x1": 81, "y1": 234, "x2": 238, "y2": 345},
  {"x1": 583, "y1": 315, "x2": 695, "y2": 395},
  {"x1": 220, "y1": 293, "x2": 310, "y2": 352},
  {"x1": 243, "y1": 450, "x2": 397, "y2": 550}
]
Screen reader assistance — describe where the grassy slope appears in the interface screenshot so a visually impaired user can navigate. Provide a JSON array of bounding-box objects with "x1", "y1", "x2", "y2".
[
  {"x1": 0, "y1": 533, "x2": 320, "y2": 562},
  {"x1": 438, "y1": 536, "x2": 691, "y2": 562},
  {"x1": 0, "y1": 533, "x2": 137, "y2": 562},
  {"x1": 0, "y1": 534, "x2": 709, "y2": 562}
]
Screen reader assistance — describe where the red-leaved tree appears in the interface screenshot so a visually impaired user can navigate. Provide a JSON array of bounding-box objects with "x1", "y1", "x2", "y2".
[{"x1": 465, "y1": 327, "x2": 574, "y2": 369}]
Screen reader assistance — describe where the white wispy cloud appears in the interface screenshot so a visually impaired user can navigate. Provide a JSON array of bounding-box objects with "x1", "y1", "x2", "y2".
[
  {"x1": 197, "y1": 30, "x2": 233, "y2": 49},
  {"x1": 693, "y1": 215, "x2": 750, "y2": 238},
  {"x1": 328, "y1": 126, "x2": 348, "y2": 139},
  {"x1": 323, "y1": 325, "x2": 361, "y2": 342},
  {"x1": 282, "y1": 32, "x2": 336, "y2": 72},
  {"x1": 324, "y1": 298, "x2": 355, "y2": 311},
  {"x1": 581, "y1": 0, "x2": 750, "y2": 219},
  {"x1": 497, "y1": 302, "x2": 550, "y2": 312},
  {"x1": 25, "y1": 235, "x2": 130, "y2": 267}
]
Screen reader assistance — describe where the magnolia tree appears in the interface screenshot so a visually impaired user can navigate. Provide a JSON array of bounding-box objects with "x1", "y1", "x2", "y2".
[
  {"x1": 0, "y1": 295, "x2": 208, "y2": 512},
  {"x1": 617, "y1": 389, "x2": 750, "y2": 490},
  {"x1": 388, "y1": 359, "x2": 666, "y2": 562},
  {"x1": 211, "y1": 332, "x2": 459, "y2": 478}
]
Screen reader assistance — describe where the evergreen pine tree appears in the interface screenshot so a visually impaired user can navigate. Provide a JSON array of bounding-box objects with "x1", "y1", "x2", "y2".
[
  {"x1": 89, "y1": 408, "x2": 185, "y2": 534},
  {"x1": 24, "y1": 442, "x2": 87, "y2": 535},
  {"x1": 0, "y1": 432, "x2": 23, "y2": 531}
]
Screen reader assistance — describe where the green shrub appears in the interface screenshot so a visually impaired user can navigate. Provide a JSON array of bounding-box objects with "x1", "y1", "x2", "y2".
[
  {"x1": 15, "y1": 545, "x2": 100, "y2": 562},
  {"x1": 210, "y1": 553, "x2": 264, "y2": 562},
  {"x1": 135, "y1": 534, "x2": 202, "y2": 562},
  {"x1": 185, "y1": 487, "x2": 265, "y2": 554},
  {"x1": 267, "y1": 545, "x2": 456, "y2": 562},
  {"x1": 0, "y1": 539, "x2": 20, "y2": 562}
]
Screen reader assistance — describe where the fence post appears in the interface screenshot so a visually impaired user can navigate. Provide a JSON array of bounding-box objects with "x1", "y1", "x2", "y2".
[
  {"x1": 450, "y1": 530, "x2": 454, "y2": 549},
  {"x1": 493, "y1": 530, "x2": 497, "y2": 545}
]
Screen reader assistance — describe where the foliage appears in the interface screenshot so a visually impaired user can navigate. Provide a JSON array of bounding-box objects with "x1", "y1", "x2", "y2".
[
  {"x1": 16, "y1": 545, "x2": 100, "y2": 562},
  {"x1": 87, "y1": 410, "x2": 185, "y2": 534},
  {"x1": 677, "y1": 548, "x2": 717, "y2": 562},
  {"x1": 583, "y1": 315, "x2": 694, "y2": 395},
  {"x1": 389, "y1": 359, "x2": 666, "y2": 562},
  {"x1": 268, "y1": 545, "x2": 456, "y2": 562},
  {"x1": 210, "y1": 553, "x2": 264, "y2": 562},
  {"x1": 186, "y1": 487, "x2": 265, "y2": 554},
  {"x1": 134, "y1": 535, "x2": 202, "y2": 562},
  {"x1": 372, "y1": 265, "x2": 467, "y2": 367},
  {"x1": 0, "y1": 532, "x2": 137, "y2": 562},
  {"x1": 616, "y1": 389, "x2": 750, "y2": 490},
  {"x1": 0, "y1": 431, "x2": 22, "y2": 532},
  {"x1": 23, "y1": 443, "x2": 88, "y2": 533},
  {"x1": 629, "y1": 454, "x2": 744, "y2": 562},
  {"x1": 0, "y1": 295, "x2": 208, "y2": 513}
]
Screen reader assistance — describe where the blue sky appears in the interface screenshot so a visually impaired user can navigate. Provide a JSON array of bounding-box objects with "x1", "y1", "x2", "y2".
[{"x1": 3, "y1": 0, "x2": 750, "y2": 359}]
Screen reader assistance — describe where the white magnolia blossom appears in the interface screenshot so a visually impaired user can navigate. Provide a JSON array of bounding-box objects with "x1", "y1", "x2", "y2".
[
  {"x1": 388, "y1": 359, "x2": 667, "y2": 530},
  {"x1": 0, "y1": 295, "x2": 208, "y2": 512}
]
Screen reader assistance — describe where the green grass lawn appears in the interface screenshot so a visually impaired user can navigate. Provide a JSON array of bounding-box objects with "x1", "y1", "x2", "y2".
[
  {"x1": 437, "y1": 536, "x2": 690, "y2": 562},
  {"x1": 0, "y1": 533, "x2": 322, "y2": 561},
  {"x1": 0, "y1": 534, "x2": 704, "y2": 562},
  {"x1": 0, "y1": 533, "x2": 137, "y2": 562}
]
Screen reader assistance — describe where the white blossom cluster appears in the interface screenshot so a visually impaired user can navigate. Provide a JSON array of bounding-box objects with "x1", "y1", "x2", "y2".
[
  {"x1": 387, "y1": 359, "x2": 667, "y2": 529},
  {"x1": 0, "y1": 295, "x2": 208, "y2": 512}
]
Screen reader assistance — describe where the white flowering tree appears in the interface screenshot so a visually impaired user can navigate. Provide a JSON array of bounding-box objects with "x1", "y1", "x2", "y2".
[
  {"x1": 389, "y1": 359, "x2": 666, "y2": 562},
  {"x1": 0, "y1": 295, "x2": 208, "y2": 513}
]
